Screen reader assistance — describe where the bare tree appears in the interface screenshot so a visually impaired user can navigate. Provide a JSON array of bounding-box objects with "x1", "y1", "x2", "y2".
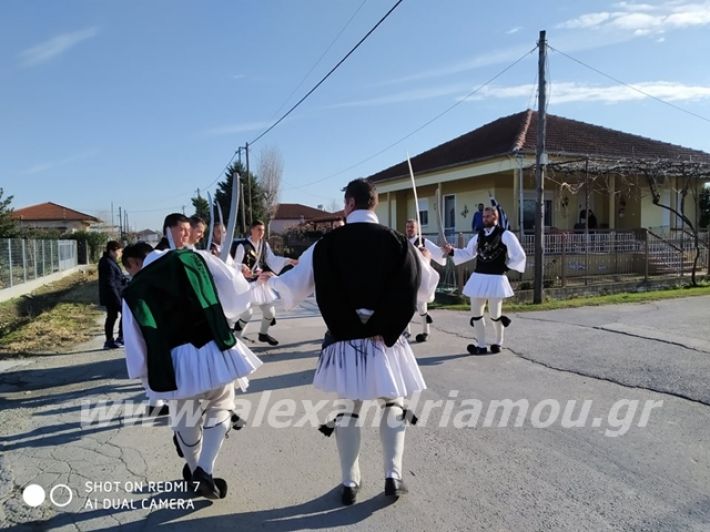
[
  {"x1": 258, "y1": 146, "x2": 284, "y2": 228},
  {"x1": 328, "y1": 198, "x2": 341, "y2": 213}
]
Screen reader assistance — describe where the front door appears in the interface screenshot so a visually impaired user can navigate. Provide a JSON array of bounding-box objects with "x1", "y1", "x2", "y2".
[{"x1": 444, "y1": 195, "x2": 456, "y2": 236}]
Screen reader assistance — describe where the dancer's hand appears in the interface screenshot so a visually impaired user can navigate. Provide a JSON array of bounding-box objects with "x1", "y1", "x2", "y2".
[
  {"x1": 241, "y1": 264, "x2": 253, "y2": 278},
  {"x1": 257, "y1": 271, "x2": 275, "y2": 284}
]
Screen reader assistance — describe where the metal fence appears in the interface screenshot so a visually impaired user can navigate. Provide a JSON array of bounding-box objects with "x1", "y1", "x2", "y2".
[
  {"x1": 432, "y1": 229, "x2": 710, "y2": 293},
  {"x1": 0, "y1": 239, "x2": 78, "y2": 290}
]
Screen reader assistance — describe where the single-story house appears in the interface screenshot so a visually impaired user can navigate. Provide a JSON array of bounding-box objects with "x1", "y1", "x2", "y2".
[
  {"x1": 367, "y1": 110, "x2": 710, "y2": 237},
  {"x1": 135, "y1": 229, "x2": 162, "y2": 245},
  {"x1": 269, "y1": 203, "x2": 330, "y2": 234},
  {"x1": 305, "y1": 210, "x2": 346, "y2": 231},
  {"x1": 12, "y1": 202, "x2": 101, "y2": 233}
]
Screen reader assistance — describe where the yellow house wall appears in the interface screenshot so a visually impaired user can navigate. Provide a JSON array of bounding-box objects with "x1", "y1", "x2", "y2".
[
  {"x1": 375, "y1": 161, "x2": 701, "y2": 233},
  {"x1": 375, "y1": 202, "x2": 389, "y2": 226}
]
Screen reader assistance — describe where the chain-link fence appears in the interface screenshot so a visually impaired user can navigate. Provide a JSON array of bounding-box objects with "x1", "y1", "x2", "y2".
[{"x1": 0, "y1": 239, "x2": 78, "y2": 290}]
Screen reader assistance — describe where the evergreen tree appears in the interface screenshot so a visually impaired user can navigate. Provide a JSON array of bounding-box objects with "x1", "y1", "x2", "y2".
[
  {"x1": 0, "y1": 188, "x2": 17, "y2": 237},
  {"x1": 191, "y1": 189, "x2": 211, "y2": 221},
  {"x1": 214, "y1": 161, "x2": 266, "y2": 238}
]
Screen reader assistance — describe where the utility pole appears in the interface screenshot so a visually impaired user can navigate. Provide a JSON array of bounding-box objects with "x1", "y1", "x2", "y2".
[
  {"x1": 239, "y1": 175, "x2": 246, "y2": 236},
  {"x1": 245, "y1": 142, "x2": 252, "y2": 226},
  {"x1": 533, "y1": 30, "x2": 547, "y2": 304},
  {"x1": 118, "y1": 206, "x2": 123, "y2": 241},
  {"x1": 111, "y1": 202, "x2": 114, "y2": 236},
  {"x1": 124, "y1": 211, "x2": 129, "y2": 240}
]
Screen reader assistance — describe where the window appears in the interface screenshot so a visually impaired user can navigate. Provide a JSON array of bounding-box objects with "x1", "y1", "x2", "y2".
[
  {"x1": 418, "y1": 198, "x2": 429, "y2": 227},
  {"x1": 444, "y1": 195, "x2": 456, "y2": 234},
  {"x1": 523, "y1": 198, "x2": 552, "y2": 232}
]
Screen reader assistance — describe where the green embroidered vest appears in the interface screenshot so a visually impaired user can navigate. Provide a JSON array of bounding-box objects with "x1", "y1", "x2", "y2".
[{"x1": 123, "y1": 249, "x2": 236, "y2": 392}]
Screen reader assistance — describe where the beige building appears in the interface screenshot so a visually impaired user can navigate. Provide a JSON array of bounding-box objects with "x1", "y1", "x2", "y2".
[
  {"x1": 269, "y1": 203, "x2": 331, "y2": 235},
  {"x1": 12, "y1": 202, "x2": 101, "y2": 233},
  {"x1": 368, "y1": 110, "x2": 710, "y2": 236}
]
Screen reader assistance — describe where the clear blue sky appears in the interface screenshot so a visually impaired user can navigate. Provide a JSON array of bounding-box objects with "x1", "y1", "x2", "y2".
[{"x1": 2, "y1": 0, "x2": 709, "y2": 230}]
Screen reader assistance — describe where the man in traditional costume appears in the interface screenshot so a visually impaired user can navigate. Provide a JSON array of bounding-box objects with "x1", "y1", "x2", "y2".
[
  {"x1": 230, "y1": 220, "x2": 297, "y2": 346},
  {"x1": 404, "y1": 218, "x2": 446, "y2": 342},
  {"x1": 122, "y1": 213, "x2": 262, "y2": 499},
  {"x1": 121, "y1": 241, "x2": 169, "y2": 417},
  {"x1": 210, "y1": 223, "x2": 227, "y2": 257},
  {"x1": 188, "y1": 215, "x2": 207, "y2": 249},
  {"x1": 264, "y1": 179, "x2": 439, "y2": 505},
  {"x1": 443, "y1": 206, "x2": 526, "y2": 354}
]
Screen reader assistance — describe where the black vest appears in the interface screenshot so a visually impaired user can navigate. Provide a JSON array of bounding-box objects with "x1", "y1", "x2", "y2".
[
  {"x1": 313, "y1": 223, "x2": 420, "y2": 347},
  {"x1": 230, "y1": 239, "x2": 272, "y2": 273},
  {"x1": 410, "y1": 236, "x2": 426, "y2": 248},
  {"x1": 474, "y1": 227, "x2": 508, "y2": 275}
]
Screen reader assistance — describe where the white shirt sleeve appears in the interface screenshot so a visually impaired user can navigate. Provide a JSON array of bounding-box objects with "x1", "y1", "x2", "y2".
[
  {"x1": 452, "y1": 234, "x2": 478, "y2": 266},
  {"x1": 416, "y1": 249, "x2": 440, "y2": 304},
  {"x1": 423, "y1": 238, "x2": 448, "y2": 267},
  {"x1": 197, "y1": 250, "x2": 252, "y2": 323},
  {"x1": 122, "y1": 301, "x2": 147, "y2": 380},
  {"x1": 502, "y1": 231, "x2": 527, "y2": 273},
  {"x1": 267, "y1": 243, "x2": 316, "y2": 309},
  {"x1": 234, "y1": 243, "x2": 245, "y2": 266},
  {"x1": 264, "y1": 243, "x2": 290, "y2": 274}
]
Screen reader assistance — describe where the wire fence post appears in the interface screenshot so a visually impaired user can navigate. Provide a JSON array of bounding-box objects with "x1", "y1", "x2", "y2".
[
  {"x1": 561, "y1": 233, "x2": 567, "y2": 287},
  {"x1": 8, "y1": 239, "x2": 13, "y2": 288},
  {"x1": 643, "y1": 230, "x2": 649, "y2": 282},
  {"x1": 33, "y1": 240, "x2": 38, "y2": 279},
  {"x1": 21, "y1": 239, "x2": 27, "y2": 283}
]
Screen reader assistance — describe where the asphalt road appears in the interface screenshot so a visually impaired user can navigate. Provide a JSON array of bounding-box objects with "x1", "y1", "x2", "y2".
[{"x1": 1, "y1": 296, "x2": 708, "y2": 531}]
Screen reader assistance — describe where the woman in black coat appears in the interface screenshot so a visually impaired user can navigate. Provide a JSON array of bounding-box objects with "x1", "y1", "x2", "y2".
[{"x1": 98, "y1": 240, "x2": 127, "y2": 349}]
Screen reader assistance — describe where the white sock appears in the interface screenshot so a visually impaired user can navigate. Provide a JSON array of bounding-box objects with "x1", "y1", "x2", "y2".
[
  {"x1": 335, "y1": 414, "x2": 361, "y2": 487},
  {"x1": 172, "y1": 399, "x2": 202, "y2": 472},
  {"x1": 259, "y1": 305, "x2": 275, "y2": 334},
  {"x1": 175, "y1": 427, "x2": 202, "y2": 472},
  {"x1": 420, "y1": 314, "x2": 429, "y2": 336},
  {"x1": 472, "y1": 317, "x2": 487, "y2": 347},
  {"x1": 197, "y1": 418, "x2": 230, "y2": 475},
  {"x1": 380, "y1": 399, "x2": 406, "y2": 480},
  {"x1": 491, "y1": 319, "x2": 504, "y2": 346}
]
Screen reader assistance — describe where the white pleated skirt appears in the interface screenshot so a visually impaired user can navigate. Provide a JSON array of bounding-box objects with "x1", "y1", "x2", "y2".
[
  {"x1": 463, "y1": 272, "x2": 515, "y2": 299},
  {"x1": 144, "y1": 339, "x2": 263, "y2": 401},
  {"x1": 249, "y1": 282, "x2": 279, "y2": 306},
  {"x1": 313, "y1": 336, "x2": 427, "y2": 400}
]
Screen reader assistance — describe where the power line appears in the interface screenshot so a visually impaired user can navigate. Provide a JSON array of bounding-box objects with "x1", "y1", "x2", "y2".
[
  {"x1": 548, "y1": 44, "x2": 710, "y2": 124},
  {"x1": 267, "y1": 0, "x2": 369, "y2": 122},
  {"x1": 248, "y1": 0, "x2": 405, "y2": 146},
  {"x1": 285, "y1": 45, "x2": 538, "y2": 191}
]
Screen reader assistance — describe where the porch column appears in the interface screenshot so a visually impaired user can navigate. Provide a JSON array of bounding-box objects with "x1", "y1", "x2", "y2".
[
  {"x1": 513, "y1": 168, "x2": 519, "y2": 232},
  {"x1": 608, "y1": 174, "x2": 616, "y2": 230},
  {"x1": 437, "y1": 182, "x2": 443, "y2": 238},
  {"x1": 387, "y1": 192, "x2": 392, "y2": 228}
]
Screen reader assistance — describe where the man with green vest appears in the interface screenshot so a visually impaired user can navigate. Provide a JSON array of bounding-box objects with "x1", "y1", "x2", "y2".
[{"x1": 122, "y1": 213, "x2": 262, "y2": 500}]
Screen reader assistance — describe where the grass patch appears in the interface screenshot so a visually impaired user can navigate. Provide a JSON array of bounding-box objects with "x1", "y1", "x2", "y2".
[
  {"x1": 431, "y1": 283, "x2": 710, "y2": 313},
  {"x1": 0, "y1": 267, "x2": 103, "y2": 355}
]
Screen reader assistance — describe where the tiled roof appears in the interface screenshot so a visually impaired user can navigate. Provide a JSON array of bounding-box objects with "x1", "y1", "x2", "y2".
[
  {"x1": 11, "y1": 202, "x2": 101, "y2": 223},
  {"x1": 273, "y1": 203, "x2": 329, "y2": 220},
  {"x1": 368, "y1": 109, "x2": 710, "y2": 183},
  {"x1": 309, "y1": 209, "x2": 345, "y2": 222}
]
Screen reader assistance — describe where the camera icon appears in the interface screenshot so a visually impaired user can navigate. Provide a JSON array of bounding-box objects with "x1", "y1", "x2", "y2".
[{"x1": 22, "y1": 483, "x2": 73, "y2": 508}]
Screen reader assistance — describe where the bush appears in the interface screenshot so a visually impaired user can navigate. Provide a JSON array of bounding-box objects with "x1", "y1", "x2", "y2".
[{"x1": 64, "y1": 231, "x2": 109, "y2": 263}]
